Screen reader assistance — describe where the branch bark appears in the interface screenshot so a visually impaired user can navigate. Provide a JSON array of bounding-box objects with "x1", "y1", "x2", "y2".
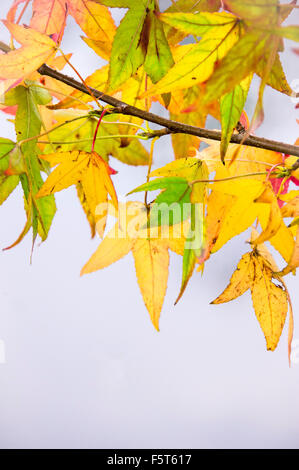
[{"x1": 1, "y1": 41, "x2": 299, "y2": 157}]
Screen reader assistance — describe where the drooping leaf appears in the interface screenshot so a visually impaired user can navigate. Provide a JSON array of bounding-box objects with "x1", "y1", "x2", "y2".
[
  {"x1": 255, "y1": 52, "x2": 293, "y2": 96},
  {"x1": 68, "y1": 0, "x2": 116, "y2": 60},
  {"x1": 108, "y1": 0, "x2": 154, "y2": 89},
  {"x1": 144, "y1": 10, "x2": 174, "y2": 84},
  {"x1": 30, "y1": 0, "x2": 67, "y2": 36},
  {"x1": 36, "y1": 150, "x2": 117, "y2": 237},
  {"x1": 81, "y1": 201, "x2": 185, "y2": 329},
  {"x1": 145, "y1": 13, "x2": 240, "y2": 96},
  {"x1": 211, "y1": 252, "x2": 255, "y2": 304},
  {"x1": 251, "y1": 251, "x2": 288, "y2": 351}
]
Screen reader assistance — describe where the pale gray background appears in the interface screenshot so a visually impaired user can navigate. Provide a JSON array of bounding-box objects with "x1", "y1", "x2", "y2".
[{"x1": 0, "y1": 1, "x2": 298, "y2": 449}]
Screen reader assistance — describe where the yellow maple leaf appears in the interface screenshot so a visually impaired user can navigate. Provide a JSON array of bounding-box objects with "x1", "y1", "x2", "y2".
[
  {"x1": 211, "y1": 252, "x2": 255, "y2": 304},
  {"x1": 251, "y1": 252, "x2": 288, "y2": 351},
  {"x1": 144, "y1": 13, "x2": 239, "y2": 96},
  {"x1": 36, "y1": 150, "x2": 118, "y2": 237},
  {"x1": 252, "y1": 185, "x2": 282, "y2": 245},
  {"x1": 212, "y1": 237, "x2": 289, "y2": 351},
  {"x1": 81, "y1": 202, "x2": 185, "y2": 330}
]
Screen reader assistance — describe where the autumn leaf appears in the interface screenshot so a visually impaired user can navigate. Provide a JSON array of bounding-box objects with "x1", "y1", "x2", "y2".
[
  {"x1": 68, "y1": 0, "x2": 116, "y2": 61},
  {"x1": 107, "y1": 0, "x2": 173, "y2": 88},
  {"x1": 108, "y1": 0, "x2": 152, "y2": 89},
  {"x1": 81, "y1": 201, "x2": 185, "y2": 330},
  {"x1": 255, "y1": 52, "x2": 293, "y2": 96},
  {"x1": 212, "y1": 243, "x2": 289, "y2": 351},
  {"x1": 211, "y1": 252, "x2": 255, "y2": 304},
  {"x1": 220, "y1": 75, "x2": 252, "y2": 161},
  {"x1": 224, "y1": 0, "x2": 289, "y2": 26},
  {"x1": 0, "y1": 21, "x2": 57, "y2": 94},
  {"x1": 279, "y1": 225, "x2": 299, "y2": 276},
  {"x1": 204, "y1": 29, "x2": 271, "y2": 103},
  {"x1": 0, "y1": 0, "x2": 298, "y2": 360},
  {"x1": 30, "y1": 0, "x2": 67, "y2": 37},
  {"x1": 168, "y1": 84, "x2": 214, "y2": 159},
  {"x1": 145, "y1": 12, "x2": 240, "y2": 96},
  {"x1": 36, "y1": 150, "x2": 117, "y2": 237}
]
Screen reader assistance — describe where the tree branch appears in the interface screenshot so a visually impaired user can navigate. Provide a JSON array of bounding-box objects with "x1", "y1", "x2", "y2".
[{"x1": 1, "y1": 41, "x2": 299, "y2": 157}]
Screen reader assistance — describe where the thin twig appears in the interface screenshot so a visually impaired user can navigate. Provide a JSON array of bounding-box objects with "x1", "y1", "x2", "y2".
[{"x1": 0, "y1": 41, "x2": 299, "y2": 157}]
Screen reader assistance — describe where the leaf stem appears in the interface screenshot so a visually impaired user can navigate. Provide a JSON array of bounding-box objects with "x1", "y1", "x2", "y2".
[
  {"x1": 145, "y1": 137, "x2": 159, "y2": 208},
  {"x1": 91, "y1": 108, "x2": 108, "y2": 152},
  {"x1": 18, "y1": 115, "x2": 89, "y2": 147}
]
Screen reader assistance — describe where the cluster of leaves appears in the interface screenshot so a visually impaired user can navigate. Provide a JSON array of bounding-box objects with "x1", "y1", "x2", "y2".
[{"x1": 0, "y1": 0, "x2": 299, "y2": 359}]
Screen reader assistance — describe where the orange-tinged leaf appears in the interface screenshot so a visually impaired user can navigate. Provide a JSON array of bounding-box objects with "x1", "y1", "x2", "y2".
[
  {"x1": 198, "y1": 189, "x2": 235, "y2": 263},
  {"x1": 211, "y1": 252, "x2": 254, "y2": 304},
  {"x1": 93, "y1": 153, "x2": 118, "y2": 210},
  {"x1": 81, "y1": 220, "x2": 134, "y2": 274},
  {"x1": 30, "y1": 0, "x2": 67, "y2": 36},
  {"x1": 251, "y1": 253, "x2": 288, "y2": 351},
  {"x1": 212, "y1": 196, "x2": 264, "y2": 253},
  {"x1": 250, "y1": 228, "x2": 278, "y2": 271},
  {"x1": 255, "y1": 52, "x2": 293, "y2": 96},
  {"x1": 36, "y1": 150, "x2": 90, "y2": 196},
  {"x1": 206, "y1": 165, "x2": 266, "y2": 252},
  {"x1": 0, "y1": 21, "x2": 56, "y2": 93},
  {"x1": 6, "y1": 0, "x2": 28, "y2": 23},
  {"x1": 36, "y1": 151, "x2": 118, "y2": 234},
  {"x1": 170, "y1": 110, "x2": 206, "y2": 159},
  {"x1": 204, "y1": 30, "x2": 271, "y2": 104},
  {"x1": 68, "y1": 0, "x2": 116, "y2": 61}
]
